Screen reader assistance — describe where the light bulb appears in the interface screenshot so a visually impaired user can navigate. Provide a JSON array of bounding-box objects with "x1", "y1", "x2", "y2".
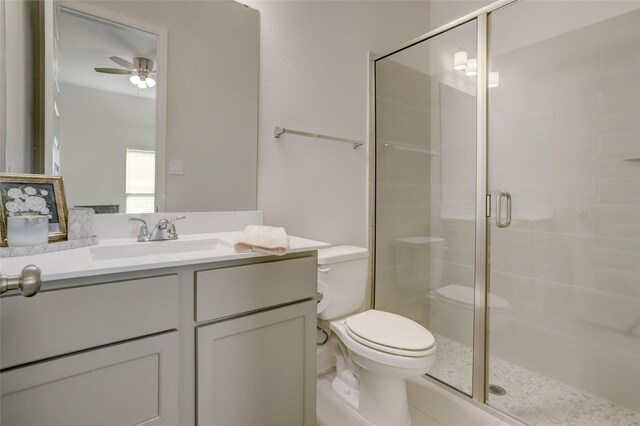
[
  {"x1": 145, "y1": 77, "x2": 156, "y2": 88},
  {"x1": 129, "y1": 75, "x2": 140, "y2": 85},
  {"x1": 137, "y1": 80, "x2": 147, "y2": 89},
  {"x1": 465, "y1": 58, "x2": 477, "y2": 76},
  {"x1": 454, "y1": 51, "x2": 468, "y2": 71},
  {"x1": 489, "y1": 71, "x2": 500, "y2": 88}
]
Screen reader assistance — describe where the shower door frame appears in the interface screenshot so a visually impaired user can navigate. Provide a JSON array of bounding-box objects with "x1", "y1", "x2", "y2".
[{"x1": 371, "y1": 0, "x2": 522, "y2": 421}]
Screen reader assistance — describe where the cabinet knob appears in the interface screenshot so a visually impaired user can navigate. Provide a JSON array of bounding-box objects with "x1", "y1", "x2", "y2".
[{"x1": 0, "y1": 265, "x2": 42, "y2": 297}]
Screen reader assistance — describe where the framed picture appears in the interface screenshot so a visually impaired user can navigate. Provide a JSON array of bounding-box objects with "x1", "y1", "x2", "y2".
[{"x1": 0, "y1": 173, "x2": 68, "y2": 246}]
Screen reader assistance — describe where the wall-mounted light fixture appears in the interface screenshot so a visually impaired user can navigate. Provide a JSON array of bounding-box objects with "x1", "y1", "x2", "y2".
[
  {"x1": 489, "y1": 71, "x2": 500, "y2": 88},
  {"x1": 465, "y1": 58, "x2": 477, "y2": 77},
  {"x1": 454, "y1": 50, "x2": 468, "y2": 71},
  {"x1": 452, "y1": 51, "x2": 499, "y2": 88}
]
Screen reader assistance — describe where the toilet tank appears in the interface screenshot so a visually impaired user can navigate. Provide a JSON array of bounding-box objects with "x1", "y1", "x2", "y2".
[{"x1": 317, "y1": 245, "x2": 368, "y2": 320}]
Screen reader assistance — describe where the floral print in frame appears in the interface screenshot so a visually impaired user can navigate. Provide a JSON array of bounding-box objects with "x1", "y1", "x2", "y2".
[{"x1": 0, "y1": 174, "x2": 68, "y2": 246}]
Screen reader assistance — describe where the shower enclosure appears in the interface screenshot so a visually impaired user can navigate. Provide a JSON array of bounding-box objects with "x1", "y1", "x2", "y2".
[{"x1": 373, "y1": 1, "x2": 640, "y2": 424}]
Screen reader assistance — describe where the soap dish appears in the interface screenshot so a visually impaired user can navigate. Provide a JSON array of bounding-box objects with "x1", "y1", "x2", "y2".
[{"x1": 0, "y1": 236, "x2": 99, "y2": 258}]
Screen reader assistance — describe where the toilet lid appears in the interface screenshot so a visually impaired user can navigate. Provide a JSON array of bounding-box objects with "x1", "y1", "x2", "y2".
[{"x1": 345, "y1": 310, "x2": 435, "y2": 356}]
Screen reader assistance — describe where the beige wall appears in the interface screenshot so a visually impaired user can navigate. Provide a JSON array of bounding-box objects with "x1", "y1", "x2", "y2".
[{"x1": 247, "y1": 0, "x2": 430, "y2": 247}]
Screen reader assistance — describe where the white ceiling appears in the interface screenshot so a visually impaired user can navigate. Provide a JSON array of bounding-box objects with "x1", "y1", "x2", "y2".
[{"x1": 59, "y1": 9, "x2": 157, "y2": 99}]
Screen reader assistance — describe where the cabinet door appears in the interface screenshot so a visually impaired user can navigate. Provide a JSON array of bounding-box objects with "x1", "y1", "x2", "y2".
[
  {"x1": 197, "y1": 300, "x2": 316, "y2": 426},
  {"x1": 1, "y1": 332, "x2": 178, "y2": 426}
]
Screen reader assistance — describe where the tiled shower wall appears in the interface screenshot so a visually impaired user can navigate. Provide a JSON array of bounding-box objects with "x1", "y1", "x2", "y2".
[{"x1": 374, "y1": 59, "x2": 432, "y2": 326}]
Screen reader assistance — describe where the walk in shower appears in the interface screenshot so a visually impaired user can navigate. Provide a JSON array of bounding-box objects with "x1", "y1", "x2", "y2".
[{"x1": 373, "y1": 1, "x2": 640, "y2": 424}]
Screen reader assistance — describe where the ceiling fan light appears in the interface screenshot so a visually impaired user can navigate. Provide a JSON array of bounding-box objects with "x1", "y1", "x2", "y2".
[
  {"x1": 146, "y1": 77, "x2": 156, "y2": 88},
  {"x1": 137, "y1": 80, "x2": 147, "y2": 89},
  {"x1": 129, "y1": 75, "x2": 140, "y2": 85}
]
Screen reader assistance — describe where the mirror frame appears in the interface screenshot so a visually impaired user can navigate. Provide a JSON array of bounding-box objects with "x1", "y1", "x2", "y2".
[
  {"x1": 0, "y1": 0, "x2": 6, "y2": 173},
  {"x1": 58, "y1": 1, "x2": 168, "y2": 212}
]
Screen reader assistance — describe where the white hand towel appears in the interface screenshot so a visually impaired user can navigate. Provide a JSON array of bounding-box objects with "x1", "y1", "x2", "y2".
[{"x1": 234, "y1": 225, "x2": 289, "y2": 256}]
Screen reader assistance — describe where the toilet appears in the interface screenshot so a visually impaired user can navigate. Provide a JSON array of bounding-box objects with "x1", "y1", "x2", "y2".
[{"x1": 317, "y1": 245, "x2": 437, "y2": 426}]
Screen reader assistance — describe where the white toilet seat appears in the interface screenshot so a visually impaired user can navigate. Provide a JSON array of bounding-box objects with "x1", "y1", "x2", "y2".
[
  {"x1": 345, "y1": 310, "x2": 435, "y2": 358},
  {"x1": 330, "y1": 312, "x2": 436, "y2": 370}
]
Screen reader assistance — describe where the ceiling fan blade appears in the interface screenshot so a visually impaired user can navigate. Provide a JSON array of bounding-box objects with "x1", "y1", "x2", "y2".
[
  {"x1": 94, "y1": 68, "x2": 134, "y2": 75},
  {"x1": 109, "y1": 56, "x2": 134, "y2": 69}
]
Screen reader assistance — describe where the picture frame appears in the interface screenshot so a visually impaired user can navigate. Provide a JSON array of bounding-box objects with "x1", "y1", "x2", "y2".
[{"x1": 0, "y1": 173, "x2": 68, "y2": 246}]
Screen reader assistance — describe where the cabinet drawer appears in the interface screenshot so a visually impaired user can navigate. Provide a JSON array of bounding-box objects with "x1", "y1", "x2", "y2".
[
  {"x1": 1, "y1": 274, "x2": 179, "y2": 369},
  {"x1": 1, "y1": 332, "x2": 178, "y2": 426},
  {"x1": 196, "y1": 255, "x2": 316, "y2": 322}
]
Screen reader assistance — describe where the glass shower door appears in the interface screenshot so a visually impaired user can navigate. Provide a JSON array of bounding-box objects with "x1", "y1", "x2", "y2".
[
  {"x1": 487, "y1": 2, "x2": 640, "y2": 424},
  {"x1": 374, "y1": 19, "x2": 478, "y2": 395}
]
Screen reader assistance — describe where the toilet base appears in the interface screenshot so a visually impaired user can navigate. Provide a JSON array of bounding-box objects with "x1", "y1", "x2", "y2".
[
  {"x1": 358, "y1": 369, "x2": 411, "y2": 426},
  {"x1": 332, "y1": 375, "x2": 360, "y2": 410},
  {"x1": 331, "y1": 369, "x2": 411, "y2": 426}
]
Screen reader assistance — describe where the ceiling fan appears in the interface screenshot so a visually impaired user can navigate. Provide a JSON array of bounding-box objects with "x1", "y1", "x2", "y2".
[{"x1": 94, "y1": 56, "x2": 157, "y2": 89}]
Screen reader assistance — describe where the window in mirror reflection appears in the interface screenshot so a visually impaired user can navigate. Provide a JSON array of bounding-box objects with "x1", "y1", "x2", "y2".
[{"x1": 125, "y1": 149, "x2": 155, "y2": 214}]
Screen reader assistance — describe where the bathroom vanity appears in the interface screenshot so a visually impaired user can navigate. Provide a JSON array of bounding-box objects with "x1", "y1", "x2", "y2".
[{"x1": 0, "y1": 232, "x2": 328, "y2": 426}]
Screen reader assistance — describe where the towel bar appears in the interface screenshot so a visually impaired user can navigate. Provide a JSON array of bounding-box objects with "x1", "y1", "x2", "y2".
[{"x1": 274, "y1": 127, "x2": 363, "y2": 149}]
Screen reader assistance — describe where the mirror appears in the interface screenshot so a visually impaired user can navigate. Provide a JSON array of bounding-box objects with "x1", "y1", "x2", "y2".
[
  {"x1": 1, "y1": 0, "x2": 259, "y2": 214},
  {"x1": 60, "y1": 9, "x2": 158, "y2": 214}
]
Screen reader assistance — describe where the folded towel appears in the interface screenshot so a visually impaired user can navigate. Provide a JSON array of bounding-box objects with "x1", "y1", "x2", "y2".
[{"x1": 234, "y1": 225, "x2": 289, "y2": 256}]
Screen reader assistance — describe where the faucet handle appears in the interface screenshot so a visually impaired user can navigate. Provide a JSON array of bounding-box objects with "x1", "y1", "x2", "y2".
[
  {"x1": 129, "y1": 217, "x2": 150, "y2": 241},
  {"x1": 168, "y1": 215, "x2": 186, "y2": 239},
  {"x1": 170, "y1": 215, "x2": 186, "y2": 226},
  {"x1": 129, "y1": 217, "x2": 147, "y2": 226}
]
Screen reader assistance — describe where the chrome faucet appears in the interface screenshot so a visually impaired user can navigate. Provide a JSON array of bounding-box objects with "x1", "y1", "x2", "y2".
[{"x1": 129, "y1": 216, "x2": 186, "y2": 242}]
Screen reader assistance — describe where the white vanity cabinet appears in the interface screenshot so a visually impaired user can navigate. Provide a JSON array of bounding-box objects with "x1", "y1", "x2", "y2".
[
  {"x1": 0, "y1": 274, "x2": 181, "y2": 426},
  {"x1": 195, "y1": 255, "x2": 318, "y2": 426},
  {"x1": 0, "y1": 249, "x2": 320, "y2": 426}
]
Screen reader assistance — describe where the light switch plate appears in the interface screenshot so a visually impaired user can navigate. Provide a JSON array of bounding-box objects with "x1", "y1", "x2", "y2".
[{"x1": 169, "y1": 160, "x2": 185, "y2": 175}]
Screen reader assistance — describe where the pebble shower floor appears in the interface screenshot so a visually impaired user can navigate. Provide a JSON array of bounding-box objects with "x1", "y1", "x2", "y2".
[{"x1": 429, "y1": 334, "x2": 640, "y2": 426}]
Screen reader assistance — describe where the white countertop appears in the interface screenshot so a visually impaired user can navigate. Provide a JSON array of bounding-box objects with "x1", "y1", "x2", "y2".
[{"x1": 1, "y1": 232, "x2": 331, "y2": 282}]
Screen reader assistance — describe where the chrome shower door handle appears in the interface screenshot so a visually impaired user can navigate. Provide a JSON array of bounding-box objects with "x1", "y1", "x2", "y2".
[{"x1": 496, "y1": 192, "x2": 512, "y2": 228}]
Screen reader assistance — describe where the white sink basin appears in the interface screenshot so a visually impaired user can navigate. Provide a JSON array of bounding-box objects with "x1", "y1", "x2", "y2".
[{"x1": 90, "y1": 238, "x2": 229, "y2": 260}]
